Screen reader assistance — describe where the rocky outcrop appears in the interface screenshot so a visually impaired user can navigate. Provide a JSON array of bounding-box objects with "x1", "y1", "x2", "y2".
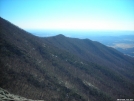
[{"x1": 0, "y1": 88, "x2": 44, "y2": 101}]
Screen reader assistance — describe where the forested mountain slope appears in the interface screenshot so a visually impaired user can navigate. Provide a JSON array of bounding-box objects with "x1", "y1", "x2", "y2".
[
  {"x1": 45, "y1": 34, "x2": 134, "y2": 80},
  {"x1": 0, "y1": 17, "x2": 134, "y2": 101},
  {"x1": 45, "y1": 34, "x2": 134, "y2": 68}
]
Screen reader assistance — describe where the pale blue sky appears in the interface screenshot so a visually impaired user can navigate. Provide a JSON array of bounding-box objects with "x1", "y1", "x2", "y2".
[{"x1": 0, "y1": 0, "x2": 134, "y2": 31}]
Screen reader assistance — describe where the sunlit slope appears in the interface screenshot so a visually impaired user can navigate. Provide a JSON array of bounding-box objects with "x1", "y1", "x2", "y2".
[{"x1": 0, "y1": 17, "x2": 134, "y2": 101}]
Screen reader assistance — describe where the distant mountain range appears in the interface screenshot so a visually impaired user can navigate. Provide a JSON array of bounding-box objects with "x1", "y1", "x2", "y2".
[{"x1": 0, "y1": 17, "x2": 134, "y2": 101}]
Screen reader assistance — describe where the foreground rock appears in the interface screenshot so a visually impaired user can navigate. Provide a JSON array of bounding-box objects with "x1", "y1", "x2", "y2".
[{"x1": 0, "y1": 88, "x2": 44, "y2": 101}]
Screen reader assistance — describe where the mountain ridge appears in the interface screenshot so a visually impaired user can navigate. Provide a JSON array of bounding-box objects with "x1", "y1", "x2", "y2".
[
  {"x1": 0, "y1": 17, "x2": 134, "y2": 101},
  {"x1": 44, "y1": 34, "x2": 134, "y2": 74}
]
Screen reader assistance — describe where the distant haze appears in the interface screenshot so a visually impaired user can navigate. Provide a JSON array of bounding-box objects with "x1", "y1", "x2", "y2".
[
  {"x1": 28, "y1": 30, "x2": 134, "y2": 38},
  {"x1": 0, "y1": 0, "x2": 134, "y2": 33}
]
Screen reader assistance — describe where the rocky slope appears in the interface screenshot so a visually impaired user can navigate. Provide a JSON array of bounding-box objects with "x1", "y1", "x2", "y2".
[{"x1": 0, "y1": 87, "x2": 44, "y2": 101}]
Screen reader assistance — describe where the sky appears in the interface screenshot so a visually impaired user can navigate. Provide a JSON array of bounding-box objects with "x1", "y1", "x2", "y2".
[{"x1": 0, "y1": 0, "x2": 134, "y2": 31}]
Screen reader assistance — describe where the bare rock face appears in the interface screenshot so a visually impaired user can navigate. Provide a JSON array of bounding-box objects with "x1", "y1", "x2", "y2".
[{"x1": 0, "y1": 88, "x2": 44, "y2": 101}]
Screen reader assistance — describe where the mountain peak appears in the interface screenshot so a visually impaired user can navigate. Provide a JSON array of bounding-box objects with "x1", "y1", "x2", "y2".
[{"x1": 56, "y1": 34, "x2": 66, "y2": 38}]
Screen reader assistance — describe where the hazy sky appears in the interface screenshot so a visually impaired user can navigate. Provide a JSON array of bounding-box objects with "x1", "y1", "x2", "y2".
[{"x1": 0, "y1": 0, "x2": 134, "y2": 31}]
